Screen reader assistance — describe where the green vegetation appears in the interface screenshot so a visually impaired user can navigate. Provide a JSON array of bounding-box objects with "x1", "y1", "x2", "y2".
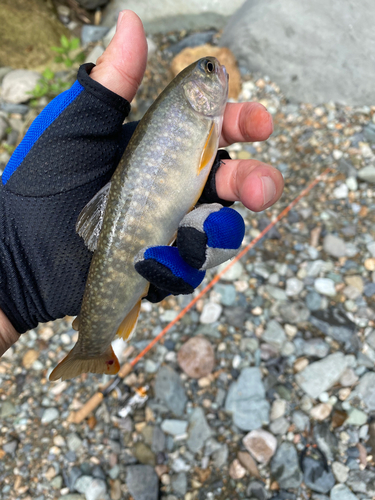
[
  {"x1": 29, "y1": 36, "x2": 85, "y2": 105},
  {"x1": 51, "y1": 35, "x2": 85, "y2": 68}
]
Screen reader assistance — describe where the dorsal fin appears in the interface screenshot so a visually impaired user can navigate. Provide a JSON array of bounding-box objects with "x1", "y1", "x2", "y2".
[{"x1": 76, "y1": 182, "x2": 111, "y2": 251}]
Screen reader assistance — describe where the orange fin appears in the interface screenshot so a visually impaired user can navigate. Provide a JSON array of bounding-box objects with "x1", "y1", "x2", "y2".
[
  {"x1": 198, "y1": 122, "x2": 218, "y2": 173},
  {"x1": 116, "y1": 300, "x2": 142, "y2": 342},
  {"x1": 49, "y1": 344, "x2": 120, "y2": 382},
  {"x1": 72, "y1": 316, "x2": 80, "y2": 331}
]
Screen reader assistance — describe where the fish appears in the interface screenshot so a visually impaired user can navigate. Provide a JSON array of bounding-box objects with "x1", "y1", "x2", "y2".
[{"x1": 49, "y1": 57, "x2": 229, "y2": 381}]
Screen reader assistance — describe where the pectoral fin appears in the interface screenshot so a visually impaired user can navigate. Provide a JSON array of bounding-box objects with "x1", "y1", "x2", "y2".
[
  {"x1": 49, "y1": 344, "x2": 120, "y2": 381},
  {"x1": 76, "y1": 181, "x2": 111, "y2": 251},
  {"x1": 198, "y1": 122, "x2": 218, "y2": 174}
]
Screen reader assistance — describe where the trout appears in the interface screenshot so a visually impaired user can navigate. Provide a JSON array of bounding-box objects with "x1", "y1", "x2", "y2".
[{"x1": 50, "y1": 57, "x2": 228, "y2": 381}]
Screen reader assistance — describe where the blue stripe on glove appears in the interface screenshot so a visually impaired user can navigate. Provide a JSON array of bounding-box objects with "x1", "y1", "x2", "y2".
[{"x1": 2, "y1": 80, "x2": 84, "y2": 185}]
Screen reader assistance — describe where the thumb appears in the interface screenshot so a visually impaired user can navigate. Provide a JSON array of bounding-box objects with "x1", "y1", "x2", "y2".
[{"x1": 89, "y1": 10, "x2": 148, "y2": 102}]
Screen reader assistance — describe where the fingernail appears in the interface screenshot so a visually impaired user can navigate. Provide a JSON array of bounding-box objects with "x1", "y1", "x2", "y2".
[
  {"x1": 261, "y1": 176, "x2": 276, "y2": 207},
  {"x1": 116, "y1": 11, "x2": 125, "y2": 30}
]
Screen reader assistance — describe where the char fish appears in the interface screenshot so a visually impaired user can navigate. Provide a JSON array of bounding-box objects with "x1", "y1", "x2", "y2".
[{"x1": 50, "y1": 57, "x2": 228, "y2": 381}]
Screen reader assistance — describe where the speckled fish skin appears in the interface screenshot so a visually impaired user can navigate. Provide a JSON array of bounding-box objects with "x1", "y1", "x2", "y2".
[{"x1": 50, "y1": 57, "x2": 228, "y2": 381}]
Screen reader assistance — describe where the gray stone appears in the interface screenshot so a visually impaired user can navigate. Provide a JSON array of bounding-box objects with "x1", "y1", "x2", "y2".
[
  {"x1": 269, "y1": 417, "x2": 289, "y2": 435},
  {"x1": 265, "y1": 285, "x2": 288, "y2": 301},
  {"x1": 1, "y1": 70, "x2": 41, "y2": 104},
  {"x1": 302, "y1": 457, "x2": 335, "y2": 493},
  {"x1": 199, "y1": 302, "x2": 222, "y2": 324},
  {"x1": 346, "y1": 469, "x2": 375, "y2": 497},
  {"x1": 262, "y1": 320, "x2": 286, "y2": 350},
  {"x1": 41, "y1": 407, "x2": 59, "y2": 424},
  {"x1": 314, "y1": 278, "x2": 336, "y2": 296},
  {"x1": 313, "y1": 423, "x2": 338, "y2": 463},
  {"x1": 270, "y1": 442, "x2": 302, "y2": 489},
  {"x1": 168, "y1": 30, "x2": 217, "y2": 55},
  {"x1": 3, "y1": 440, "x2": 17, "y2": 455},
  {"x1": 286, "y1": 277, "x2": 304, "y2": 296},
  {"x1": 217, "y1": 260, "x2": 244, "y2": 281},
  {"x1": 187, "y1": 407, "x2": 211, "y2": 453},
  {"x1": 74, "y1": 476, "x2": 107, "y2": 500},
  {"x1": 278, "y1": 301, "x2": 310, "y2": 324},
  {"x1": 212, "y1": 443, "x2": 228, "y2": 468},
  {"x1": 214, "y1": 284, "x2": 237, "y2": 306},
  {"x1": 161, "y1": 419, "x2": 188, "y2": 436},
  {"x1": 151, "y1": 426, "x2": 166, "y2": 453},
  {"x1": 292, "y1": 410, "x2": 310, "y2": 432},
  {"x1": 225, "y1": 367, "x2": 270, "y2": 431},
  {"x1": 302, "y1": 338, "x2": 330, "y2": 358},
  {"x1": 171, "y1": 472, "x2": 187, "y2": 496},
  {"x1": 332, "y1": 462, "x2": 349, "y2": 483},
  {"x1": 296, "y1": 352, "x2": 348, "y2": 399},
  {"x1": 67, "y1": 433, "x2": 83, "y2": 452},
  {"x1": 323, "y1": 234, "x2": 347, "y2": 258},
  {"x1": 0, "y1": 102, "x2": 29, "y2": 115},
  {"x1": 352, "y1": 372, "x2": 375, "y2": 411},
  {"x1": 330, "y1": 484, "x2": 358, "y2": 500},
  {"x1": 154, "y1": 366, "x2": 187, "y2": 416},
  {"x1": 310, "y1": 308, "x2": 356, "y2": 344},
  {"x1": 126, "y1": 465, "x2": 159, "y2": 500},
  {"x1": 81, "y1": 25, "x2": 109, "y2": 45},
  {"x1": 221, "y1": 0, "x2": 375, "y2": 105},
  {"x1": 0, "y1": 401, "x2": 16, "y2": 418},
  {"x1": 305, "y1": 291, "x2": 323, "y2": 311},
  {"x1": 102, "y1": 0, "x2": 247, "y2": 33},
  {"x1": 358, "y1": 165, "x2": 375, "y2": 184}
]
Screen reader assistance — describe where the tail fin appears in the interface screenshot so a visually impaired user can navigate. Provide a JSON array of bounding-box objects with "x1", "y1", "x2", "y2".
[{"x1": 49, "y1": 344, "x2": 120, "y2": 381}]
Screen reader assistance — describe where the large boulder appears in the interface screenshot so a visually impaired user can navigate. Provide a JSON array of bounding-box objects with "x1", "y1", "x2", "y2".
[
  {"x1": 220, "y1": 0, "x2": 375, "y2": 105},
  {"x1": 102, "y1": 0, "x2": 247, "y2": 33}
]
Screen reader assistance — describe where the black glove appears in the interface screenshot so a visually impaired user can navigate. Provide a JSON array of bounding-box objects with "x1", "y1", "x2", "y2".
[{"x1": 0, "y1": 64, "x2": 244, "y2": 334}]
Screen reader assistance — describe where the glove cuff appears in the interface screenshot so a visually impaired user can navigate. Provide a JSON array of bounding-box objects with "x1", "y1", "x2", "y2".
[
  {"x1": 198, "y1": 150, "x2": 234, "y2": 207},
  {"x1": 77, "y1": 63, "x2": 131, "y2": 115}
]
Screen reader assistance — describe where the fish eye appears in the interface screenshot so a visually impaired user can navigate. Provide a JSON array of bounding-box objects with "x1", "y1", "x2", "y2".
[{"x1": 205, "y1": 60, "x2": 215, "y2": 73}]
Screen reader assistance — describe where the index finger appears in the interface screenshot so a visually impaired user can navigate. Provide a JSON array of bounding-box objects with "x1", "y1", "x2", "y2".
[{"x1": 219, "y1": 102, "x2": 274, "y2": 147}]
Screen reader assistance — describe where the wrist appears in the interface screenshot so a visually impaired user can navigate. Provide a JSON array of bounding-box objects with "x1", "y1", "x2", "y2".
[{"x1": 0, "y1": 308, "x2": 20, "y2": 356}]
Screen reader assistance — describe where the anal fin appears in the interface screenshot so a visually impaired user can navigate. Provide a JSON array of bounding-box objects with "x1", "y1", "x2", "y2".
[
  {"x1": 49, "y1": 344, "x2": 120, "y2": 381},
  {"x1": 116, "y1": 300, "x2": 142, "y2": 342}
]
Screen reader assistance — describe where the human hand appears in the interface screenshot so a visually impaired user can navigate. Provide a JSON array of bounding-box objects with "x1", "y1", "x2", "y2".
[{"x1": 0, "y1": 10, "x2": 283, "y2": 355}]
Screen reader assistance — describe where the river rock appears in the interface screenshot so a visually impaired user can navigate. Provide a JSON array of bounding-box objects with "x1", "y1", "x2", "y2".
[
  {"x1": 2, "y1": 70, "x2": 41, "y2": 104},
  {"x1": 225, "y1": 367, "x2": 270, "y2": 430},
  {"x1": 126, "y1": 465, "x2": 159, "y2": 500},
  {"x1": 177, "y1": 336, "x2": 215, "y2": 378},
  {"x1": 330, "y1": 484, "x2": 358, "y2": 500},
  {"x1": 243, "y1": 429, "x2": 277, "y2": 464},
  {"x1": 351, "y1": 371, "x2": 375, "y2": 411},
  {"x1": 270, "y1": 442, "x2": 302, "y2": 489},
  {"x1": 187, "y1": 406, "x2": 211, "y2": 453},
  {"x1": 102, "y1": 0, "x2": 246, "y2": 33},
  {"x1": 154, "y1": 365, "x2": 187, "y2": 416},
  {"x1": 296, "y1": 352, "x2": 348, "y2": 399},
  {"x1": 220, "y1": 0, "x2": 375, "y2": 105}
]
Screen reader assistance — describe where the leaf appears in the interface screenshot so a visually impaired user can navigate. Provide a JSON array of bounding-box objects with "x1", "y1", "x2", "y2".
[
  {"x1": 51, "y1": 46, "x2": 65, "y2": 54},
  {"x1": 64, "y1": 58, "x2": 73, "y2": 68},
  {"x1": 42, "y1": 68, "x2": 55, "y2": 80},
  {"x1": 70, "y1": 37, "x2": 80, "y2": 50},
  {"x1": 54, "y1": 55, "x2": 64, "y2": 63},
  {"x1": 61, "y1": 35, "x2": 69, "y2": 49}
]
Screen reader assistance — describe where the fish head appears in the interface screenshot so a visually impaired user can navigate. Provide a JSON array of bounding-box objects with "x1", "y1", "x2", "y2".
[{"x1": 182, "y1": 57, "x2": 229, "y2": 119}]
